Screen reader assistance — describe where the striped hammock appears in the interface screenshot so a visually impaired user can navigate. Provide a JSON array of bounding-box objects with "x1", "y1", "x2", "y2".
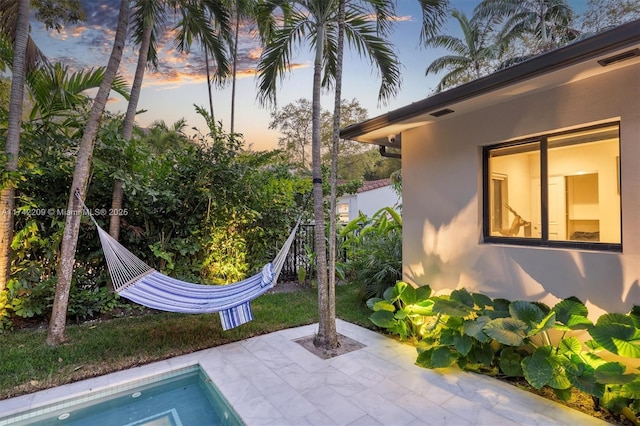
[{"x1": 81, "y1": 195, "x2": 299, "y2": 330}]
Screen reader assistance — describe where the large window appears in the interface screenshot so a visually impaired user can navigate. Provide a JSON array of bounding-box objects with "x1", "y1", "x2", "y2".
[{"x1": 483, "y1": 123, "x2": 621, "y2": 251}]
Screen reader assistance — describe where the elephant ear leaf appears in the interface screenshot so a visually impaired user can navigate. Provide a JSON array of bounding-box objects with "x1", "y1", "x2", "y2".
[
  {"x1": 509, "y1": 301, "x2": 545, "y2": 328},
  {"x1": 528, "y1": 311, "x2": 556, "y2": 337},
  {"x1": 366, "y1": 297, "x2": 384, "y2": 310},
  {"x1": 398, "y1": 283, "x2": 417, "y2": 305},
  {"x1": 415, "y1": 285, "x2": 432, "y2": 301},
  {"x1": 372, "y1": 300, "x2": 396, "y2": 312},
  {"x1": 388, "y1": 281, "x2": 417, "y2": 305},
  {"x1": 522, "y1": 348, "x2": 554, "y2": 389},
  {"x1": 595, "y1": 362, "x2": 637, "y2": 385},
  {"x1": 432, "y1": 296, "x2": 472, "y2": 317},
  {"x1": 369, "y1": 310, "x2": 395, "y2": 328},
  {"x1": 589, "y1": 314, "x2": 640, "y2": 358},
  {"x1": 483, "y1": 317, "x2": 527, "y2": 346},
  {"x1": 553, "y1": 297, "x2": 588, "y2": 326},
  {"x1": 450, "y1": 288, "x2": 474, "y2": 308},
  {"x1": 629, "y1": 305, "x2": 640, "y2": 328}
]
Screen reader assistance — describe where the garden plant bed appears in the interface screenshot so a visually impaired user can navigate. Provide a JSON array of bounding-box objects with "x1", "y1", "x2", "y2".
[{"x1": 500, "y1": 376, "x2": 630, "y2": 425}]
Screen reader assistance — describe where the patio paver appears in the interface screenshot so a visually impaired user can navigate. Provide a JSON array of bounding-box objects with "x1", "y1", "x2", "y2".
[{"x1": 0, "y1": 319, "x2": 610, "y2": 425}]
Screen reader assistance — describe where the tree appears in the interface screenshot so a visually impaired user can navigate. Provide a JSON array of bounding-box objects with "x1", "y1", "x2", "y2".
[
  {"x1": 108, "y1": 0, "x2": 165, "y2": 241},
  {"x1": 269, "y1": 98, "x2": 313, "y2": 170},
  {"x1": 108, "y1": 0, "x2": 232, "y2": 241},
  {"x1": 327, "y1": 0, "x2": 345, "y2": 349},
  {"x1": 474, "y1": 0, "x2": 575, "y2": 56},
  {"x1": 579, "y1": 0, "x2": 640, "y2": 34},
  {"x1": 47, "y1": 0, "x2": 130, "y2": 346},
  {"x1": 0, "y1": 0, "x2": 84, "y2": 291},
  {"x1": 270, "y1": 98, "x2": 369, "y2": 172},
  {"x1": 256, "y1": 0, "x2": 400, "y2": 350},
  {"x1": 172, "y1": 0, "x2": 232, "y2": 125},
  {"x1": 320, "y1": 98, "x2": 368, "y2": 159},
  {"x1": 229, "y1": 0, "x2": 256, "y2": 134},
  {"x1": 0, "y1": 0, "x2": 29, "y2": 292},
  {"x1": 27, "y1": 62, "x2": 129, "y2": 126},
  {"x1": 414, "y1": 0, "x2": 451, "y2": 43},
  {"x1": 425, "y1": 9, "x2": 497, "y2": 92}
]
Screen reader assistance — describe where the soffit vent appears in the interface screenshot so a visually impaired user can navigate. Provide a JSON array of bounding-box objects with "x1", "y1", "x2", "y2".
[
  {"x1": 597, "y1": 48, "x2": 640, "y2": 67},
  {"x1": 430, "y1": 108, "x2": 454, "y2": 117}
]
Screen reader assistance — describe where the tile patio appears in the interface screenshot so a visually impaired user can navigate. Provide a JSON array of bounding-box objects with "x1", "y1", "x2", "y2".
[{"x1": 0, "y1": 319, "x2": 610, "y2": 425}]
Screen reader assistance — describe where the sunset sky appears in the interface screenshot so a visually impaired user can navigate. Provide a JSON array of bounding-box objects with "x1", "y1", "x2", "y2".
[{"x1": 28, "y1": 1, "x2": 588, "y2": 151}]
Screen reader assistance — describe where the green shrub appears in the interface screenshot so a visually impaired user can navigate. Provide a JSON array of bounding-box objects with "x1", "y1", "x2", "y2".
[
  {"x1": 368, "y1": 281, "x2": 640, "y2": 422},
  {"x1": 341, "y1": 207, "x2": 402, "y2": 298}
]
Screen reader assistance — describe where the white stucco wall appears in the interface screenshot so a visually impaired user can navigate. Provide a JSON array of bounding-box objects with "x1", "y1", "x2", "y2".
[
  {"x1": 402, "y1": 62, "x2": 640, "y2": 319},
  {"x1": 339, "y1": 186, "x2": 401, "y2": 222}
]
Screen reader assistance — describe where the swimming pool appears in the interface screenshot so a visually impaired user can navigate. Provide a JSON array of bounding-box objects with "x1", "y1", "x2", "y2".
[{"x1": 0, "y1": 366, "x2": 243, "y2": 426}]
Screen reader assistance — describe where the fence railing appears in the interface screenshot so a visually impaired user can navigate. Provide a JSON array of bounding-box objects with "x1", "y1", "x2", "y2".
[{"x1": 279, "y1": 224, "x2": 347, "y2": 282}]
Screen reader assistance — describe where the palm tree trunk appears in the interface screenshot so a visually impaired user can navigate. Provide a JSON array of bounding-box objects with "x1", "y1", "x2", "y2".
[
  {"x1": 0, "y1": 0, "x2": 29, "y2": 291},
  {"x1": 47, "y1": 0, "x2": 131, "y2": 346},
  {"x1": 540, "y1": 8, "x2": 548, "y2": 49},
  {"x1": 327, "y1": 0, "x2": 345, "y2": 348},
  {"x1": 109, "y1": 16, "x2": 153, "y2": 243},
  {"x1": 230, "y1": 11, "x2": 240, "y2": 134},
  {"x1": 205, "y1": 48, "x2": 215, "y2": 121},
  {"x1": 313, "y1": 22, "x2": 336, "y2": 350}
]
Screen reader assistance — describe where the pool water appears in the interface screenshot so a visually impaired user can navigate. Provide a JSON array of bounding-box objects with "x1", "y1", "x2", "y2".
[{"x1": 1, "y1": 367, "x2": 243, "y2": 426}]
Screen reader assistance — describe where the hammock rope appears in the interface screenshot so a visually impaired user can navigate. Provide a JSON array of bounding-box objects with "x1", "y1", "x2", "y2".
[{"x1": 76, "y1": 191, "x2": 302, "y2": 330}]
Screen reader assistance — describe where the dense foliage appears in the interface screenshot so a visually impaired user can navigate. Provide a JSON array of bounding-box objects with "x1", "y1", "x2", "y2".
[
  {"x1": 1, "y1": 109, "x2": 310, "y2": 329},
  {"x1": 369, "y1": 281, "x2": 640, "y2": 422},
  {"x1": 340, "y1": 207, "x2": 402, "y2": 299}
]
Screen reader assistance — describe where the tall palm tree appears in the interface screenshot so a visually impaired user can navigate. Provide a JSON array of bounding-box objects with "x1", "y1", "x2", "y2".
[
  {"x1": 255, "y1": 0, "x2": 400, "y2": 349},
  {"x1": 0, "y1": 0, "x2": 29, "y2": 292},
  {"x1": 172, "y1": 0, "x2": 232, "y2": 126},
  {"x1": 425, "y1": 9, "x2": 497, "y2": 92},
  {"x1": 228, "y1": 0, "x2": 256, "y2": 134},
  {"x1": 327, "y1": 0, "x2": 345, "y2": 347},
  {"x1": 0, "y1": 0, "x2": 84, "y2": 291},
  {"x1": 109, "y1": 0, "x2": 165, "y2": 241},
  {"x1": 47, "y1": 0, "x2": 131, "y2": 346},
  {"x1": 108, "y1": 0, "x2": 231, "y2": 241},
  {"x1": 474, "y1": 0, "x2": 574, "y2": 55}
]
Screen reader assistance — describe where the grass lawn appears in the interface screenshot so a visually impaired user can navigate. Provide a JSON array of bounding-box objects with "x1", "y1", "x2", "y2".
[{"x1": 1, "y1": 283, "x2": 374, "y2": 400}]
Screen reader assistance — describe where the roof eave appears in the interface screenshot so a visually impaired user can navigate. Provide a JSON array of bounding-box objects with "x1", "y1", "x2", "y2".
[{"x1": 340, "y1": 20, "x2": 640, "y2": 143}]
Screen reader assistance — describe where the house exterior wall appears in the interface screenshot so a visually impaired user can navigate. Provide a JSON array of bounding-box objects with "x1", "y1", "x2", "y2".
[
  {"x1": 338, "y1": 186, "x2": 400, "y2": 222},
  {"x1": 402, "y1": 62, "x2": 640, "y2": 318}
]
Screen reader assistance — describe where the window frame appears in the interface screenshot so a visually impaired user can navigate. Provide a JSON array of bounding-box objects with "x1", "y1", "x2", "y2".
[{"x1": 482, "y1": 122, "x2": 622, "y2": 252}]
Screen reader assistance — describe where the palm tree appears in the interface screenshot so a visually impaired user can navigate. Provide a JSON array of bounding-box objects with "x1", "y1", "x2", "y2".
[
  {"x1": 142, "y1": 118, "x2": 190, "y2": 154},
  {"x1": 0, "y1": 0, "x2": 84, "y2": 291},
  {"x1": 47, "y1": 0, "x2": 131, "y2": 346},
  {"x1": 415, "y1": 0, "x2": 452, "y2": 43},
  {"x1": 27, "y1": 62, "x2": 130, "y2": 124},
  {"x1": 228, "y1": 0, "x2": 256, "y2": 134},
  {"x1": 108, "y1": 0, "x2": 232, "y2": 241},
  {"x1": 255, "y1": 0, "x2": 400, "y2": 349},
  {"x1": 0, "y1": 0, "x2": 29, "y2": 292},
  {"x1": 474, "y1": 0, "x2": 575, "y2": 55},
  {"x1": 196, "y1": 1, "x2": 233, "y2": 121},
  {"x1": 425, "y1": 9, "x2": 497, "y2": 92},
  {"x1": 109, "y1": 0, "x2": 165, "y2": 241},
  {"x1": 172, "y1": 0, "x2": 232, "y2": 125},
  {"x1": 327, "y1": 0, "x2": 345, "y2": 347}
]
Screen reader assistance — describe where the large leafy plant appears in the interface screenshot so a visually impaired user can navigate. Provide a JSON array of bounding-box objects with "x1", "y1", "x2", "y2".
[
  {"x1": 368, "y1": 281, "x2": 640, "y2": 422},
  {"x1": 341, "y1": 207, "x2": 402, "y2": 298}
]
